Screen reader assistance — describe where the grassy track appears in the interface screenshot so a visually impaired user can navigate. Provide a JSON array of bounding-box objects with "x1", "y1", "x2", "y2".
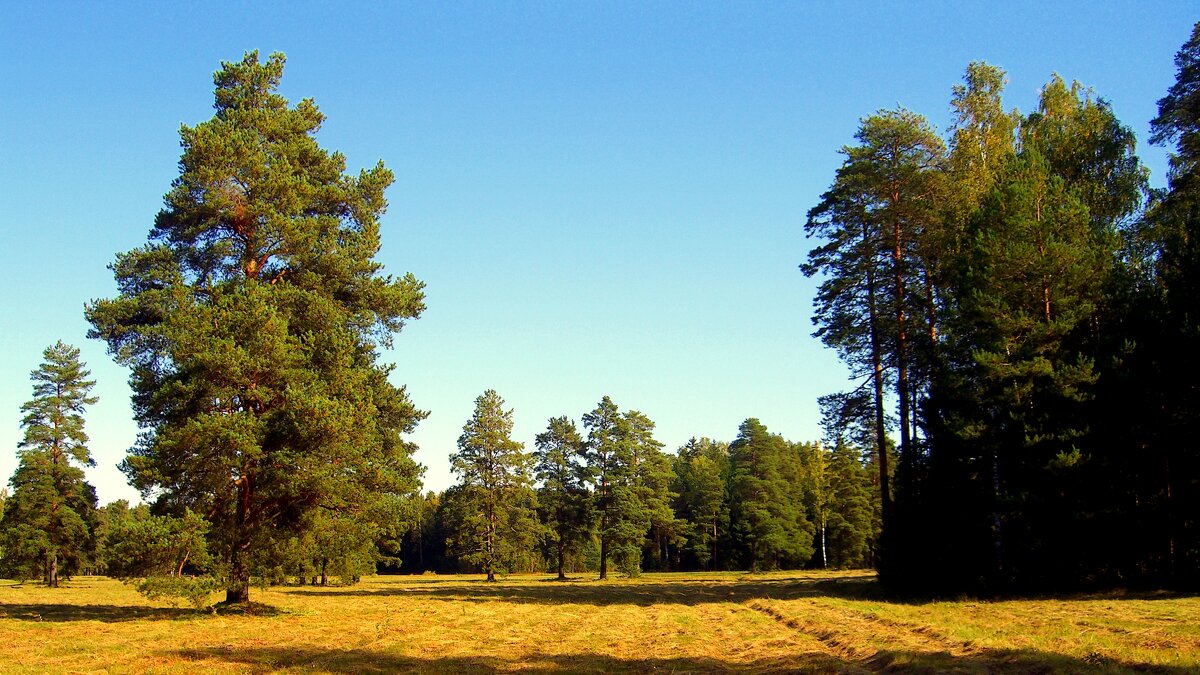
[{"x1": 0, "y1": 571, "x2": 1196, "y2": 673}]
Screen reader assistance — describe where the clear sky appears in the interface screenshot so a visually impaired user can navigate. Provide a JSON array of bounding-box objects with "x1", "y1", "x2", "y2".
[{"x1": 1, "y1": 2, "x2": 1195, "y2": 504}]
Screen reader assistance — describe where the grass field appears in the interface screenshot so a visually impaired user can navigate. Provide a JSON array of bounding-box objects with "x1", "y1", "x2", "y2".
[{"x1": 0, "y1": 571, "x2": 1197, "y2": 673}]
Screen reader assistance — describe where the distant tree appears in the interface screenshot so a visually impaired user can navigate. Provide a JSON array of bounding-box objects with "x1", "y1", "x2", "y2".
[
  {"x1": 398, "y1": 491, "x2": 444, "y2": 573},
  {"x1": 623, "y1": 410, "x2": 679, "y2": 573},
  {"x1": 824, "y1": 443, "x2": 874, "y2": 568},
  {"x1": 448, "y1": 390, "x2": 538, "y2": 581},
  {"x1": 728, "y1": 419, "x2": 813, "y2": 571},
  {"x1": 533, "y1": 417, "x2": 591, "y2": 580},
  {"x1": 581, "y1": 397, "x2": 668, "y2": 578},
  {"x1": 286, "y1": 509, "x2": 377, "y2": 586},
  {"x1": 582, "y1": 397, "x2": 624, "y2": 580},
  {"x1": 85, "y1": 51, "x2": 426, "y2": 603},
  {"x1": 672, "y1": 438, "x2": 729, "y2": 570},
  {"x1": 0, "y1": 342, "x2": 99, "y2": 587},
  {"x1": 817, "y1": 393, "x2": 880, "y2": 568}
]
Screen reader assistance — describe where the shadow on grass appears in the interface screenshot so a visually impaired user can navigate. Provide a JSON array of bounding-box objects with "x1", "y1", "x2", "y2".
[
  {"x1": 288, "y1": 572, "x2": 1199, "y2": 609},
  {"x1": 282, "y1": 573, "x2": 893, "y2": 607},
  {"x1": 174, "y1": 644, "x2": 1195, "y2": 674},
  {"x1": 0, "y1": 603, "x2": 197, "y2": 622}
]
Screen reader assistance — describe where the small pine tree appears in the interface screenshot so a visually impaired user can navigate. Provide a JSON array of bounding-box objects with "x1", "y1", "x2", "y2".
[
  {"x1": 0, "y1": 342, "x2": 99, "y2": 586},
  {"x1": 448, "y1": 390, "x2": 538, "y2": 581}
]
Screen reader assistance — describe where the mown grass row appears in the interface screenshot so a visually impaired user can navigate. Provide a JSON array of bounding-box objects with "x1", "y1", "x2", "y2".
[{"x1": 0, "y1": 571, "x2": 1196, "y2": 673}]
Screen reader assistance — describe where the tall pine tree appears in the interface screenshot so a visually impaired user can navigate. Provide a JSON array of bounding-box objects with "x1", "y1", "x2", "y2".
[{"x1": 86, "y1": 52, "x2": 426, "y2": 602}]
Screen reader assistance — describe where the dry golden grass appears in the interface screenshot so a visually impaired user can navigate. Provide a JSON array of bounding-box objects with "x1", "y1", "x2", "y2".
[{"x1": 0, "y1": 571, "x2": 1196, "y2": 673}]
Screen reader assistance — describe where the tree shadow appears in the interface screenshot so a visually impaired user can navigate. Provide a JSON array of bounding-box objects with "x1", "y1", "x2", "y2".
[
  {"x1": 285, "y1": 572, "x2": 1199, "y2": 610},
  {"x1": 283, "y1": 573, "x2": 898, "y2": 607},
  {"x1": 174, "y1": 644, "x2": 1196, "y2": 674},
  {"x1": 0, "y1": 602, "x2": 198, "y2": 622}
]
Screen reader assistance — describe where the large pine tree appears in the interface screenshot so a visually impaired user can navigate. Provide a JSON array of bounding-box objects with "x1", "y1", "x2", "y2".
[{"x1": 86, "y1": 52, "x2": 426, "y2": 602}]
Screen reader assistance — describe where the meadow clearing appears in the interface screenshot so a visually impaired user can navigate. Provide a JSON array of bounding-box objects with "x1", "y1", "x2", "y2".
[{"x1": 0, "y1": 571, "x2": 1196, "y2": 673}]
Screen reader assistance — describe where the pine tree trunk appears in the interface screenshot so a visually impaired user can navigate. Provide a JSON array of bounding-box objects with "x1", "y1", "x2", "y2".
[
  {"x1": 864, "y1": 222, "x2": 892, "y2": 528},
  {"x1": 1165, "y1": 457, "x2": 1176, "y2": 582},
  {"x1": 48, "y1": 553, "x2": 58, "y2": 588},
  {"x1": 991, "y1": 449, "x2": 1004, "y2": 586},
  {"x1": 226, "y1": 547, "x2": 250, "y2": 603},
  {"x1": 893, "y1": 216, "x2": 913, "y2": 483},
  {"x1": 225, "y1": 476, "x2": 253, "y2": 604},
  {"x1": 486, "y1": 504, "x2": 497, "y2": 582},
  {"x1": 599, "y1": 529, "x2": 609, "y2": 580},
  {"x1": 320, "y1": 558, "x2": 328, "y2": 586},
  {"x1": 557, "y1": 540, "x2": 566, "y2": 580}
]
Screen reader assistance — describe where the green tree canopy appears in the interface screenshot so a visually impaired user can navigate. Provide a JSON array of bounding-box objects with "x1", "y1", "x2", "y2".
[{"x1": 86, "y1": 51, "x2": 426, "y2": 603}]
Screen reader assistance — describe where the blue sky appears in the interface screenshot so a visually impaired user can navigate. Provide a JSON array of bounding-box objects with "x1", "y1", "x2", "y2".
[{"x1": 1, "y1": 2, "x2": 1195, "y2": 503}]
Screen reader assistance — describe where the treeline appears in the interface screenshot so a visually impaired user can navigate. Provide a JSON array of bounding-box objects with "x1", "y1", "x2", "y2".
[
  {"x1": 803, "y1": 25, "x2": 1200, "y2": 594},
  {"x1": 0, "y1": 344, "x2": 881, "y2": 593},
  {"x1": 393, "y1": 391, "x2": 880, "y2": 578}
]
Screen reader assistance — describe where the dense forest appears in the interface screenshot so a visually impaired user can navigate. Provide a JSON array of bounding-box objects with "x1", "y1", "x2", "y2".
[
  {"x1": 803, "y1": 29, "x2": 1200, "y2": 594},
  {"x1": 2, "y1": 24, "x2": 1199, "y2": 601}
]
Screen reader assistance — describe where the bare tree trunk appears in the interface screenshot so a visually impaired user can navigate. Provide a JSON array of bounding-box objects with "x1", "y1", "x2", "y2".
[
  {"x1": 894, "y1": 215, "x2": 913, "y2": 482},
  {"x1": 821, "y1": 515, "x2": 828, "y2": 568},
  {"x1": 599, "y1": 528, "x2": 609, "y2": 580}
]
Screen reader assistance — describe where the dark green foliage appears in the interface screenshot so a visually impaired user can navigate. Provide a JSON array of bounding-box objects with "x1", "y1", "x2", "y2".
[
  {"x1": 395, "y1": 491, "x2": 447, "y2": 574},
  {"x1": 86, "y1": 52, "x2": 425, "y2": 602},
  {"x1": 102, "y1": 504, "x2": 212, "y2": 579},
  {"x1": 805, "y1": 41, "x2": 1200, "y2": 592},
  {"x1": 823, "y1": 442, "x2": 874, "y2": 568},
  {"x1": 672, "y1": 438, "x2": 730, "y2": 570},
  {"x1": 582, "y1": 397, "x2": 671, "y2": 578},
  {"x1": 0, "y1": 343, "x2": 99, "y2": 586},
  {"x1": 728, "y1": 419, "x2": 814, "y2": 572},
  {"x1": 533, "y1": 417, "x2": 592, "y2": 579},
  {"x1": 630, "y1": 412, "x2": 681, "y2": 572}
]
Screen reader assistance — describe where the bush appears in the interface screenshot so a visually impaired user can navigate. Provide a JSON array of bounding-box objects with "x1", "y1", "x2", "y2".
[{"x1": 132, "y1": 575, "x2": 222, "y2": 610}]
